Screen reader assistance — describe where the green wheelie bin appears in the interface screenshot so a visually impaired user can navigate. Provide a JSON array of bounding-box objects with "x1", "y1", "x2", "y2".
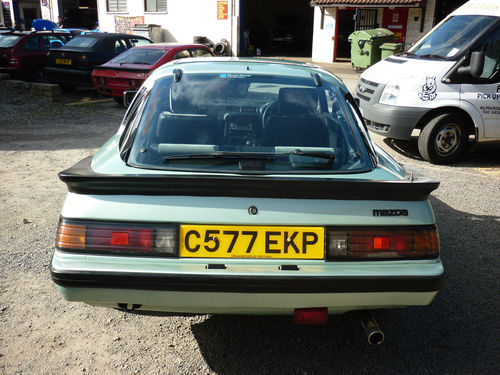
[
  {"x1": 380, "y1": 42, "x2": 405, "y2": 60},
  {"x1": 348, "y1": 28, "x2": 394, "y2": 72}
]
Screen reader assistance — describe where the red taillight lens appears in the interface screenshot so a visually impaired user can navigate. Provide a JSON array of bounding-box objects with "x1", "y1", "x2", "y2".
[
  {"x1": 87, "y1": 227, "x2": 152, "y2": 252},
  {"x1": 326, "y1": 226, "x2": 439, "y2": 259},
  {"x1": 56, "y1": 219, "x2": 178, "y2": 256},
  {"x1": 9, "y1": 56, "x2": 20, "y2": 68}
]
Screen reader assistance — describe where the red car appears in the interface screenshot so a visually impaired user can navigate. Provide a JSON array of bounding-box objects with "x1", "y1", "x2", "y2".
[
  {"x1": 0, "y1": 31, "x2": 70, "y2": 81},
  {"x1": 92, "y1": 43, "x2": 214, "y2": 102}
]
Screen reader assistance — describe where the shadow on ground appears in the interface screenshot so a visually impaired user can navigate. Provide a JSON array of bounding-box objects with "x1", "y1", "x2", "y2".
[
  {"x1": 191, "y1": 196, "x2": 499, "y2": 375},
  {"x1": 383, "y1": 136, "x2": 500, "y2": 168}
]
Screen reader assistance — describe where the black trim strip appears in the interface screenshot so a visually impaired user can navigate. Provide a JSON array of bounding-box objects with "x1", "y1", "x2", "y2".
[
  {"x1": 51, "y1": 268, "x2": 444, "y2": 294},
  {"x1": 58, "y1": 157, "x2": 439, "y2": 201},
  {"x1": 385, "y1": 57, "x2": 407, "y2": 64},
  {"x1": 360, "y1": 77, "x2": 379, "y2": 87},
  {"x1": 356, "y1": 92, "x2": 371, "y2": 102}
]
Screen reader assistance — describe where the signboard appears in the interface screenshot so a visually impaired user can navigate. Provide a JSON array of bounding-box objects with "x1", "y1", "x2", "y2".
[
  {"x1": 217, "y1": 1, "x2": 228, "y2": 20},
  {"x1": 114, "y1": 15, "x2": 144, "y2": 34}
]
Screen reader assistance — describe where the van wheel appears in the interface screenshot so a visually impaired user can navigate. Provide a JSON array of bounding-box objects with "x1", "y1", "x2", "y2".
[{"x1": 418, "y1": 113, "x2": 468, "y2": 164}]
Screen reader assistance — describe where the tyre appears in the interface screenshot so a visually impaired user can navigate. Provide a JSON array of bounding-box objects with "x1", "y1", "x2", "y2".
[
  {"x1": 34, "y1": 68, "x2": 47, "y2": 83},
  {"x1": 418, "y1": 113, "x2": 468, "y2": 164}
]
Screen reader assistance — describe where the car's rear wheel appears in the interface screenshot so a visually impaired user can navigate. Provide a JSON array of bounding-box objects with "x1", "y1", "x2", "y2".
[
  {"x1": 418, "y1": 113, "x2": 468, "y2": 164},
  {"x1": 34, "y1": 68, "x2": 47, "y2": 83}
]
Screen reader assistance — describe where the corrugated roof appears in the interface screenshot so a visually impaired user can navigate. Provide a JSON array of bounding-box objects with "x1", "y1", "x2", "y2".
[{"x1": 311, "y1": 0, "x2": 423, "y2": 6}]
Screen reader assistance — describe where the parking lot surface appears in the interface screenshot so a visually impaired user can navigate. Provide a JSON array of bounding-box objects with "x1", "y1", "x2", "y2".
[{"x1": 0, "y1": 68, "x2": 499, "y2": 374}]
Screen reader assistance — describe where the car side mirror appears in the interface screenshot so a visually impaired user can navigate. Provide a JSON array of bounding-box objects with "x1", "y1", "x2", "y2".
[
  {"x1": 458, "y1": 51, "x2": 485, "y2": 78},
  {"x1": 123, "y1": 90, "x2": 137, "y2": 107}
]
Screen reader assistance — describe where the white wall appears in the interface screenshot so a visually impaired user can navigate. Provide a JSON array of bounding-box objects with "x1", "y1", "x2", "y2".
[
  {"x1": 311, "y1": 7, "x2": 336, "y2": 63},
  {"x1": 97, "y1": 0, "x2": 237, "y2": 54},
  {"x1": 405, "y1": 0, "x2": 436, "y2": 47}
]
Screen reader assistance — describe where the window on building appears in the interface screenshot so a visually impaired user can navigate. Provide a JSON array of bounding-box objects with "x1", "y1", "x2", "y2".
[
  {"x1": 107, "y1": 0, "x2": 127, "y2": 12},
  {"x1": 145, "y1": 0, "x2": 167, "y2": 12}
]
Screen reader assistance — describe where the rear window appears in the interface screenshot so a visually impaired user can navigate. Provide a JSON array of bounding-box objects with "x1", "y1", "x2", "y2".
[
  {"x1": 125, "y1": 73, "x2": 372, "y2": 174},
  {"x1": 111, "y1": 47, "x2": 167, "y2": 65},
  {"x1": 63, "y1": 36, "x2": 99, "y2": 48},
  {"x1": 0, "y1": 35, "x2": 21, "y2": 48}
]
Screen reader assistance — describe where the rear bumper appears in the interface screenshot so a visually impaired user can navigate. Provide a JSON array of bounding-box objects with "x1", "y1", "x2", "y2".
[
  {"x1": 45, "y1": 66, "x2": 92, "y2": 87},
  {"x1": 51, "y1": 250, "x2": 444, "y2": 314}
]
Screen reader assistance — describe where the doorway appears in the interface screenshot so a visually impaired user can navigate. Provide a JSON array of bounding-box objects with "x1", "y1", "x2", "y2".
[
  {"x1": 21, "y1": 6, "x2": 40, "y2": 30},
  {"x1": 240, "y1": 0, "x2": 314, "y2": 57},
  {"x1": 382, "y1": 8, "x2": 409, "y2": 42},
  {"x1": 335, "y1": 8, "x2": 355, "y2": 60}
]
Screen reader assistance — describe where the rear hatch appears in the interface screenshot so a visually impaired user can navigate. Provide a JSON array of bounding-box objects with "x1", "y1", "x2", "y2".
[
  {"x1": 93, "y1": 63, "x2": 150, "y2": 89},
  {"x1": 0, "y1": 34, "x2": 22, "y2": 68},
  {"x1": 47, "y1": 36, "x2": 101, "y2": 71},
  {"x1": 48, "y1": 48, "x2": 91, "y2": 70}
]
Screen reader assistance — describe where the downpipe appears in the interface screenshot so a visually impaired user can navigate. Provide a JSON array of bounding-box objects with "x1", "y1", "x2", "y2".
[{"x1": 360, "y1": 312, "x2": 385, "y2": 345}]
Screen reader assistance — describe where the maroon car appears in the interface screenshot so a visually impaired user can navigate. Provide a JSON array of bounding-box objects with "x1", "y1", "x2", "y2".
[
  {"x1": 92, "y1": 43, "x2": 214, "y2": 102},
  {"x1": 0, "y1": 31, "x2": 70, "y2": 81}
]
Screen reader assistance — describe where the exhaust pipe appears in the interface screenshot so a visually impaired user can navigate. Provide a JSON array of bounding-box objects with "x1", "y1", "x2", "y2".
[{"x1": 360, "y1": 312, "x2": 385, "y2": 345}]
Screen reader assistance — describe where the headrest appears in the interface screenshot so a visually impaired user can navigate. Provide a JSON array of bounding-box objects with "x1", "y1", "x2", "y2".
[{"x1": 278, "y1": 87, "x2": 318, "y2": 115}]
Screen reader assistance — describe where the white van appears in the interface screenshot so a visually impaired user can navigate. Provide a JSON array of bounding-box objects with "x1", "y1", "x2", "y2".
[{"x1": 355, "y1": 0, "x2": 500, "y2": 164}]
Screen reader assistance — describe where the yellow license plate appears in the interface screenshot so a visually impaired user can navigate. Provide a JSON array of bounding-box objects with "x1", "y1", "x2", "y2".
[
  {"x1": 180, "y1": 225, "x2": 324, "y2": 259},
  {"x1": 55, "y1": 58, "x2": 72, "y2": 65}
]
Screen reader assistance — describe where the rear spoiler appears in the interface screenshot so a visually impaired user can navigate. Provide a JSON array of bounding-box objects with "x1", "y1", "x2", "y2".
[{"x1": 59, "y1": 156, "x2": 439, "y2": 201}]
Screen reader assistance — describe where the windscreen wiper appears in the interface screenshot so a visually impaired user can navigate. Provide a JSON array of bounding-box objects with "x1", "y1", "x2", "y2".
[
  {"x1": 284, "y1": 149, "x2": 335, "y2": 161},
  {"x1": 163, "y1": 151, "x2": 276, "y2": 163},
  {"x1": 417, "y1": 54, "x2": 448, "y2": 60}
]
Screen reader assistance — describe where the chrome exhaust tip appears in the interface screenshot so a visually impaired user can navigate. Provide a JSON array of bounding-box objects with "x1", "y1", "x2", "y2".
[{"x1": 360, "y1": 312, "x2": 385, "y2": 345}]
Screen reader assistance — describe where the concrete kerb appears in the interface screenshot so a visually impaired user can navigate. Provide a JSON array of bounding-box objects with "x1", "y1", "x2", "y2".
[{"x1": 4, "y1": 79, "x2": 60, "y2": 102}]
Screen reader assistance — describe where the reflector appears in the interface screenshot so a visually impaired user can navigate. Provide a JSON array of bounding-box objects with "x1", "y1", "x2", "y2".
[{"x1": 294, "y1": 308, "x2": 328, "y2": 325}]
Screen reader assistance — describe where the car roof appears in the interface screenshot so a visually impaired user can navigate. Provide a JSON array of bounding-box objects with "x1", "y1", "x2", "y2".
[
  {"x1": 146, "y1": 57, "x2": 346, "y2": 94},
  {"x1": 128, "y1": 43, "x2": 211, "y2": 50},
  {"x1": 77, "y1": 32, "x2": 151, "y2": 40},
  {"x1": 2, "y1": 30, "x2": 70, "y2": 37},
  {"x1": 154, "y1": 57, "x2": 338, "y2": 79}
]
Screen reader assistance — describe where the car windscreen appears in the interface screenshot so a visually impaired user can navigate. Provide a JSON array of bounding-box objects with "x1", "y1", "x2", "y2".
[
  {"x1": 409, "y1": 15, "x2": 498, "y2": 59},
  {"x1": 0, "y1": 35, "x2": 22, "y2": 48},
  {"x1": 126, "y1": 73, "x2": 372, "y2": 174},
  {"x1": 110, "y1": 47, "x2": 167, "y2": 65},
  {"x1": 62, "y1": 36, "x2": 99, "y2": 48}
]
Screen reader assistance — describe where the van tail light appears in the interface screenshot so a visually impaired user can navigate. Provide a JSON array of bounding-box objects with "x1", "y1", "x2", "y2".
[
  {"x1": 9, "y1": 56, "x2": 20, "y2": 68},
  {"x1": 326, "y1": 226, "x2": 439, "y2": 260},
  {"x1": 56, "y1": 219, "x2": 178, "y2": 256}
]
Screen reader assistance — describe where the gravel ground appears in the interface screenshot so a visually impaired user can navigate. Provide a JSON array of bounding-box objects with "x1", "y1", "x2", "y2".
[{"x1": 0, "y1": 82, "x2": 499, "y2": 375}]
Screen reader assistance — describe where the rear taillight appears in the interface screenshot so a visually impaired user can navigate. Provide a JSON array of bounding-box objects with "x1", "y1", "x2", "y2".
[
  {"x1": 9, "y1": 56, "x2": 20, "y2": 68},
  {"x1": 56, "y1": 219, "x2": 178, "y2": 256},
  {"x1": 326, "y1": 226, "x2": 439, "y2": 260}
]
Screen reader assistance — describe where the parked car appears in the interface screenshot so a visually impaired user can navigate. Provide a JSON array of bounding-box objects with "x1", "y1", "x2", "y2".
[
  {"x1": 45, "y1": 32, "x2": 152, "y2": 90},
  {"x1": 92, "y1": 43, "x2": 214, "y2": 103},
  {"x1": 0, "y1": 30, "x2": 70, "y2": 81},
  {"x1": 51, "y1": 58, "x2": 443, "y2": 344}
]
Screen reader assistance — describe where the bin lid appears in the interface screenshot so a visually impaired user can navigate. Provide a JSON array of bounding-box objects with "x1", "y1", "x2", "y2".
[
  {"x1": 348, "y1": 28, "x2": 394, "y2": 42},
  {"x1": 380, "y1": 42, "x2": 404, "y2": 49}
]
